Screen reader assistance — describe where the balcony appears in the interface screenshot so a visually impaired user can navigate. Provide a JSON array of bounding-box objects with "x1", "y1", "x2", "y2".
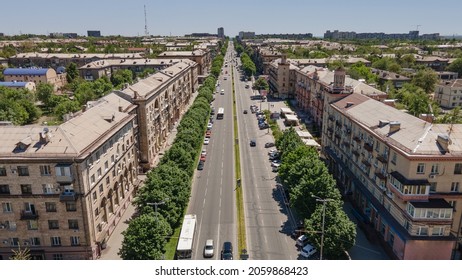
[
  {"x1": 374, "y1": 171, "x2": 387, "y2": 180},
  {"x1": 376, "y1": 154, "x2": 388, "y2": 163},
  {"x1": 56, "y1": 175, "x2": 73, "y2": 184},
  {"x1": 388, "y1": 171, "x2": 429, "y2": 201},
  {"x1": 361, "y1": 159, "x2": 372, "y2": 167},
  {"x1": 20, "y1": 210, "x2": 39, "y2": 220},
  {"x1": 59, "y1": 192, "x2": 78, "y2": 202},
  {"x1": 363, "y1": 142, "x2": 373, "y2": 152}
]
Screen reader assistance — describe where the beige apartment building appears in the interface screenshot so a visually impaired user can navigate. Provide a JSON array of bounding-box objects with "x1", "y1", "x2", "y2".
[
  {"x1": 115, "y1": 59, "x2": 198, "y2": 171},
  {"x1": 434, "y1": 79, "x2": 462, "y2": 109},
  {"x1": 268, "y1": 56, "x2": 298, "y2": 99},
  {"x1": 322, "y1": 93, "x2": 461, "y2": 259},
  {"x1": 158, "y1": 50, "x2": 210, "y2": 76},
  {"x1": 295, "y1": 66, "x2": 387, "y2": 129},
  {"x1": 0, "y1": 93, "x2": 139, "y2": 260},
  {"x1": 3, "y1": 68, "x2": 66, "y2": 92},
  {"x1": 78, "y1": 58, "x2": 184, "y2": 81}
]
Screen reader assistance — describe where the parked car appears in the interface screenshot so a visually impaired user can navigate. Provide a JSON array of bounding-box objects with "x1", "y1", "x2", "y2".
[
  {"x1": 271, "y1": 160, "x2": 281, "y2": 167},
  {"x1": 207, "y1": 123, "x2": 213, "y2": 130},
  {"x1": 243, "y1": 109, "x2": 248, "y2": 114},
  {"x1": 272, "y1": 163, "x2": 280, "y2": 172},
  {"x1": 221, "y1": 89, "x2": 225, "y2": 95},
  {"x1": 200, "y1": 154, "x2": 206, "y2": 162},
  {"x1": 268, "y1": 149, "x2": 278, "y2": 155},
  {"x1": 201, "y1": 148, "x2": 207, "y2": 156},
  {"x1": 205, "y1": 131, "x2": 212, "y2": 138},
  {"x1": 300, "y1": 243, "x2": 317, "y2": 259},
  {"x1": 296, "y1": 235, "x2": 309, "y2": 248},
  {"x1": 265, "y1": 142, "x2": 275, "y2": 148},
  {"x1": 203, "y1": 239, "x2": 214, "y2": 258},
  {"x1": 259, "y1": 123, "x2": 269, "y2": 129},
  {"x1": 250, "y1": 139, "x2": 256, "y2": 147},
  {"x1": 221, "y1": 242, "x2": 233, "y2": 260},
  {"x1": 204, "y1": 138, "x2": 210, "y2": 145},
  {"x1": 197, "y1": 161, "x2": 204, "y2": 170}
]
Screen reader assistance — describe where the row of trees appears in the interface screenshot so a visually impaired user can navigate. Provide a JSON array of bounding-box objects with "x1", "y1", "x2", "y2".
[
  {"x1": 118, "y1": 43, "x2": 227, "y2": 259},
  {"x1": 234, "y1": 40, "x2": 256, "y2": 77},
  {"x1": 276, "y1": 128, "x2": 356, "y2": 259}
]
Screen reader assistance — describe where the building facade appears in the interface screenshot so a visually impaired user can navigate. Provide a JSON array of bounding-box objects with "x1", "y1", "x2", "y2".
[
  {"x1": 0, "y1": 93, "x2": 139, "y2": 260},
  {"x1": 115, "y1": 60, "x2": 198, "y2": 171},
  {"x1": 158, "y1": 50, "x2": 210, "y2": 76},
  {"x1": 434, "y1": 79, "x2": 462, "y2": 109},
  {"x1": 3, "y1": 68, "x2": 66, "y2": 92},
  {"x1": 322, "y1": 93, "x2": 461, "y2": 259}
]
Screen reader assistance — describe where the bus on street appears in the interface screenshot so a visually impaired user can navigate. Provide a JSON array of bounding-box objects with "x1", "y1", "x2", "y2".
[
  {"x1": 176, "y1": 214, "x2": 197, "y2": 259},
  {"x1": 217, "y1": 107, "x2": 224, "y2": 119}
]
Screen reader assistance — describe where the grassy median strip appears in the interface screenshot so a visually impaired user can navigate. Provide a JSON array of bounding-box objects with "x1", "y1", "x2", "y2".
[{"x1": 232, "y1": 66, "x2": 247, "y2": 255}]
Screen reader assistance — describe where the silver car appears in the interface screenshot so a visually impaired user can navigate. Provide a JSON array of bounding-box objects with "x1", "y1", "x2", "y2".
[{"x1": 203, "y1": 239, "x2": 214, "y2": 258}]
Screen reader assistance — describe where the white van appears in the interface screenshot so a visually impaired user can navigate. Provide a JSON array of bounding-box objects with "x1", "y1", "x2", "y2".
[{"x1": 300, "y1": 243, "x2": 317, "y2": 258}]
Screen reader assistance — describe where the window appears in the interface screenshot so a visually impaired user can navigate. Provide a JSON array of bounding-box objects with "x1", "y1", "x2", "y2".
[
  {"x1": 42, "y1": 184, "x2": 54, "y2": 194},
  {"x1": 104, "y1": 161, "x2": 109, "y2": 171},
  {"x1": 55, "y1": 165, "x2": 71, "y2": 177},
  {"x1": 65, "y1": 202, "x2": 76, "y2": 212},
  {"x1": 432, "y1": 226, "x2": 444, "y2": 236},
  {"x1": 106, "y1": 177, "x2": 110, "y2": 185},
  {"x1": 45, "y1": 202, "x2": 57, "y2": 212},
  {"x1": 39, "y1": 165, "x2": 51, "y2": 176},
  {"x1": 417, "y1": 227, "x2": 428, "y2": 236},
  {"x1": 2, "y1": 202, "x2": 12, "y2": 213},
  {"x1": 11, "y1": 238, "x2": 19, "y2": 246},
  {"x1": 111, "y1": 155, "x2": 115, "y2": 164},
  {"x1": 90, "y1": 175, "x2": 95, "y2": 185},
  {"x1": 0, "y1": 185, "x2": 10, "y2": 194},
  {"x1": 431, "y1": 164, "x2": 439, "y2": 174},
  {"x1": 92, "y1": 191, "x2": 97, "y2": 202},
  {"x1": 451, "y1": 182, "x2": 459, "y2": 192},
  {"x1": 449, "y1": 200, "x2": 457, "y2": 211},
  {"x1": 51, "y1": 237, "x2": 61, "y2": 246},
  {"x1": 99, "y1": 184, "x2": 103, "y2": 194},
  {"x1": 21, "y1": 184, "x2": 32, "y2": 194},
  {"x1": 391, "y1": 152, "x2": 397, "y2": 165},
  {"x1": 48, "y1": 220, "x2": 59, "y2": 230},
  {"x1": 416, "y1": 163, "x2": 425, "y2": 174},
  {"x1": 112, "y1": 169, "x2": 116, "y2": 178},
  {"x1": 27, "y1": 220, "x2": 38, "y2": 230},
  {"x1": 30, "y1": 237, "x2": 40, "y2": 246},
  {"x1": 95, "y1": 208, "x2": 99, "y2": 217},
  {"x1": 68, "y1": 219, "x2": 79, "y2": 230},
  {"x1": 70, "y1": 236, "x2": 80, "y2": 246},
  {"x1": 454, "y1": 163, "x2": 462, "y2": 174},
  {"x1": 17, "y1": 166, "x2": 29, "y2": 176},
  {"x1": 6, "y1": 221, "x2": 17, "y2": 230},
  {"x1": 97, "y1": 168, "x2": 102, "y2": 178},
  {"x1": 0, "y1": 166, "x2": 6, "y2": 176},
  {"x1": 429, "y1": 182, "x2": 437, "y2": 193}
]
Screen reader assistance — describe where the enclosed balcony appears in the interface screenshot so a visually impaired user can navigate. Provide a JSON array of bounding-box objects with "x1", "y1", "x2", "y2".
[
  {"x1": 20, "y1": 210, "x2": 39, "y2": 220},
  {"x1": 388, "y1": 171, "x2": 429, "y2": 201}
]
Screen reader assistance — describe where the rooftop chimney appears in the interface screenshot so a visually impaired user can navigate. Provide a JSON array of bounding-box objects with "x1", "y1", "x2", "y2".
[
  {"x1": 118, "y1": 106, "x2": 123, "y2": 112},
  {"x1": 436, "y1": 134, "x2": 450, "y2": 153},
  {"x1": 345, "y1": 102, "x2": 354, "y2": 108},
  {"x1": 334, "y1": 67, "x2": 346, "y2": 89},
  {"x1": 388, "y1": 121, "x2": 401, "y2": 134},
  {"x1": 379, "y1": 120, "x2": 389, "y2": 128}
]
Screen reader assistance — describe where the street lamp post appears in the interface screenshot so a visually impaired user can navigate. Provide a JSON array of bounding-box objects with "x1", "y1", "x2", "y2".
[
  {"x1": 312, "y1": 195, "x2": 333, "y2": 260},
  {"x1": 147, "y1": 199, "x2": 168, "y2": 223}
]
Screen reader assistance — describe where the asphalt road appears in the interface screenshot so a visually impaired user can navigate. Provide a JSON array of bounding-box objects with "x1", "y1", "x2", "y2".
[
  {"x1": 189, "y1": 44, "x2": 237, "y2": 260},
  {"x1": 233, "y1": 54, "x2": 299, "y2": 260}
]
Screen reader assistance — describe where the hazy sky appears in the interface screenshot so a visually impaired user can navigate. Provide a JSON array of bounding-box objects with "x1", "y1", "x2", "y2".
[{"x1": 2, "y1": 0, "x2": 461, "y2": 37}]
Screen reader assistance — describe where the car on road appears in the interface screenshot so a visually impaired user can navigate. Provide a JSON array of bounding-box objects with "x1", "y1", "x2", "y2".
[
  {"x1": 250, "y1": 139, "x2": 256, "y2": 147},
  {"x1": 203, "y1": 239, "x2": 214, "y2": 258},
  {"x1": 197, "y1": 161, "x2": 204, "y2": 170},
  {"x1": 204, "y1": 138, "x2": 210, "y2": 145},
  {"x1": 207, "y1": 123, "x2": 213, "y2": 130},
  {"x1": 264, "y1": 142, "x2": 275, "y2": 148},
  {"x1": 221, "y1": 89, "x2": 225, "y2": 95},
  {"x1": 271, "y1": 160, "x2": 281, "y2": 167},
  {"x1": 296, "y1": 235, "x2": 309, "y2": 248},
  {"x1": 223, "y1": 76, "x2": 227, "y2": 80},
  {"x1": 221, "y1": 242, "x2": 233, "y2": 260},
  {"x1": 245, "y1": 84, "x2": 250, "y2": 89},
  {"x1": 201, "y1": 148, "x2": 207, "y2": 156},
  {"x1": 272, "y1": 163, "x2": 280, "y2": 172},
  {"x1": 200, "y1": 154, "x2": 206, "y2": 162},
  {"x1": 259, "y1": 122, "x2": 269, "y2": 129},
  {"x1": 243, "y1": 109, "x2": 248, "y2": 114},
  {"x1": 205, "y1": 131, "x2": 212, "y2": 138},
  {"x1": 300, "y1": 243, "x2": 317, "y2": 259}
]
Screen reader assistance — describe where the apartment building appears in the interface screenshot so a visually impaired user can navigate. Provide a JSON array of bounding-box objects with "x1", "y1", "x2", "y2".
[
  {"x1": 415, "y1": 56, "x2": 449, "y2": 71},
  {"x1": 78, "y1": 58, "x2": 184, "y2": 81},
  {"x1": 434, "y1": 79, "x2": 462, "y2": 109},
  {"x1": 371, "y1": 69, "x2": 411, "y2": 89},
  {"x1": 115, "y1": 60, "x2": 198, "y2": 171},
  {"x1": 158, "y1": 50, "x2": 210, "y2": 76},
  {"x1": 322, "y1": 93, "x2": 461, "y2": 259},
  {"x1": 0, "y1": 81, "x2": 36, "y2": 92},
  {"x1": 295, "y1": 65, "x2": 387, "y2": 129},
  {"x1": 3, "y1": 68, "x2": 66, "y2": 92},
  {"x1": 0, "y1": 93, "x2": 139, "y2": 260},
  {"x1": 253, "y1": 47, "x2": 282, "y2": 75},
  {"x1": 268, "y1": 56, "x2": 299, "y2": 99},
  {"x1": 9, "y1": 52, "x2": 144, "y2": 69}
]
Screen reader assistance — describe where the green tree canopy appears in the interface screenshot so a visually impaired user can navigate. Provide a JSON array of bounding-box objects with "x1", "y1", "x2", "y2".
[
  {"x1": 66, "y1": 62, "x2": 79, "y2": 83},
  {"x1": 447, "y1": 58, "x2": 462, "y2": 78},
  {"x1": 412, "y1": 68, "x2": 438, "y2": 94},
  {"x1": 119, "y1": 213, "x2": 172, "y2": 260}
]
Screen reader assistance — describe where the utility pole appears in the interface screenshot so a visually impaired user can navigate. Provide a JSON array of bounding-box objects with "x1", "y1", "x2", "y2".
[
  {"x1": 312, "y1": 195, "x2": 333, "y2": 260},
  {"x1": 147, "y1": 199, "x2": 168, "y2": 224}
]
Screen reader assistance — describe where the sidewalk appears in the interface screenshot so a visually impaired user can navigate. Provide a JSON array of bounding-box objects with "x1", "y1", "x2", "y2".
[{"x1": 99, "y1": 90, "x2": 199, "y2": 260}]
